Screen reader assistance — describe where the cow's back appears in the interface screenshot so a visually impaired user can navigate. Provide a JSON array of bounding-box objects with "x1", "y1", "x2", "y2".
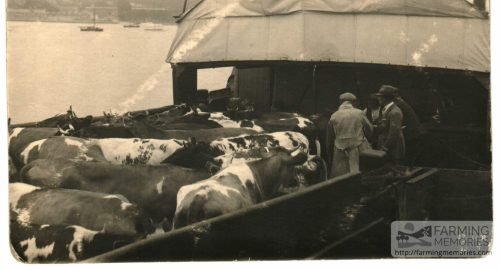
[
  {"x1": 11, "y1": 186, "x2": 153, "y2": 235},
  {"x1": 20, "y1": 160, "x2": 211, "y2": 226},
  {"x1": 92, "y1": 138, "x2": 187, "y2": 165},
  {"x1": 8, "y1": 128, "x2": 59, "y2": 155},
  {"x1": 18, "y1": 137, "x2": 106, "y2": 167}
]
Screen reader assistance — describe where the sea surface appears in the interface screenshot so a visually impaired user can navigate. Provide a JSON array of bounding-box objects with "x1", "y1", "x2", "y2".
[{"x1": 6, "y1": 21, "x2": 232, "y2": 124}]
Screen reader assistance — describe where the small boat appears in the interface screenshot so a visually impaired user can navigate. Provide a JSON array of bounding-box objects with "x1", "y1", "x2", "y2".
[
  {"x1": 143, "y1": 24, "x2": 164, "y2": 31},
  {"x1": 80, "y1": 26, "x2": 103, "y2": 32},
  {"x1": 80, "y1": 6, "x2": 103, "y2": 32},
  {"x1": 123, "y1": 23, "x2": 140, "y2": 28}
]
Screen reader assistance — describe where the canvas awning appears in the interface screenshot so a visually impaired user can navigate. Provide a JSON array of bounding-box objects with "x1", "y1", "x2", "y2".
[{"x1": 166, "y1": 0, "x2": 490, "y2": 72}]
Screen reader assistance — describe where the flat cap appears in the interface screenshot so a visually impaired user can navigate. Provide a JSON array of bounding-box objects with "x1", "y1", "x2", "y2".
[{"x1": 339, "y1": 92, "x2": 357, "y2": 102}]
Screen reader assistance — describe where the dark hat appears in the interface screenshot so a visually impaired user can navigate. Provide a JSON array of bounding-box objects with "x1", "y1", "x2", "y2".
[{"x1": 375, "y1": 85, "x2": 398, "y2": 97}]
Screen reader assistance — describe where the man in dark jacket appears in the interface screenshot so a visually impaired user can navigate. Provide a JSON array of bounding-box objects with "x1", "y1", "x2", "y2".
[
  {"x1": 387, "y1": 85, "x2": 424, "y2": 164},
  {"x1": 392, "y1": 87, "x2": 424, "y2": 143},
  {"x1": 375, "y1": 85, "x2": 405, "y2": 167}
]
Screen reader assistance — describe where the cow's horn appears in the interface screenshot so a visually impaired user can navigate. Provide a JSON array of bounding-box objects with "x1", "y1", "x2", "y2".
[{"x1": 290, "y1": 146, "x2": 302, "y2": 157}]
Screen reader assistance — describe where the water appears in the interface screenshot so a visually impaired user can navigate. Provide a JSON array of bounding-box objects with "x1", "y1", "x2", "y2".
[{"x1": 6, "y1": 22, "x2": 232, "y2": 124}]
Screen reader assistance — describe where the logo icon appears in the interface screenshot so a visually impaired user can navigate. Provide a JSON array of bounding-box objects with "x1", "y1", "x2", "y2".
[{"x1": 396, "y1": 222, "x2": 432, "y2": 248}]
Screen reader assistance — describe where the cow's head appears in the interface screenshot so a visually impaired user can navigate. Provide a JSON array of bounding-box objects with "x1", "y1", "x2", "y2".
[
  {"x1": 294, "y1": 155, "x2": 328, "y2": 186},
  {"x1": 250, "y1": 146, "x2": 309, "y2": 198},
  {"x1": 162, "y1": 137, "x2": 223, "y2": 170}
]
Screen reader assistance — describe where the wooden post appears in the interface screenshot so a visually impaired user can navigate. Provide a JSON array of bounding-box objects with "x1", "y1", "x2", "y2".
[
  {"x1": 172, "y1": 64, "x2": 197, "y2": 105},
  {"x1": 397, "y1": 168, "x2": 438, "y2": 220}
]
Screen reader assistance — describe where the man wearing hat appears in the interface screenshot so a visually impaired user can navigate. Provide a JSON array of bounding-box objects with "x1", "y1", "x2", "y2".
[
  {"x1": 326, "y1": 92, "x2": 373, "y2": 177},
  {"x1": 391, "y1": 86, "x2": 424, "y2": 164},
  {"x1": 375, "y1": 85, "x2": 405, "y2": 167}
]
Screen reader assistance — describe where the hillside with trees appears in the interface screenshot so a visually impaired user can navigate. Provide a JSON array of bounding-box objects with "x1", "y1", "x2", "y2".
[{"x1": 7, "y1": 0, "x2": 200, "y2": 23}]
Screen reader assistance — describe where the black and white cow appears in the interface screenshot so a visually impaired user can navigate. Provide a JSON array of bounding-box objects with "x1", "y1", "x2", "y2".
[
  {"x1": 9, "y1": 183, "x2": 154, "y2": 235},
  {"x1": 209, "y1": 131, "x2": 309, "y2": 154},
  {"x1": 16, "y1": 136, "x2": 189, "y2": 166},
  {"x1": 157, "y1": 108, "x2": 223, "y2": 130},
  {"x1": 91, "y1": 138, "x2": 188, "y2": 165},
  {"x1": 130, "y1": 118, "x2": 260, "y2": 142},
  {"x1": 164, "y1": 131, "x2": 310, "y2": 171},
  {"x1": 147, "y1": 108, "x2": 263, "y2": 131},
  {"x1": 173, "y1": 148, "x2": 318, "y2": 228},
  {"x1": 33, "y1": 107, "x2": 92, "y2": 130},
  {"x1": 73, "y1": 126, "x2": 136, "y2": 139},
  {"x1": 208, "y1": 112, "x2": 264, "y2": 132},
  {"x1": 20, "y1": 159, "x2": 211, "y2": 229},
  {"x1": 10, "y1": 222, "x2": 141, "y2": 263},
  {"x1": 254, "y1": 112, "x2": 321, "y2": 155}
]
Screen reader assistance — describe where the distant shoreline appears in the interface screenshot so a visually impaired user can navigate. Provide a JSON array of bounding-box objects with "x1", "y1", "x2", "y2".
[{"x1": 6, "y1": 19, "x2": 177, "y2": 25}]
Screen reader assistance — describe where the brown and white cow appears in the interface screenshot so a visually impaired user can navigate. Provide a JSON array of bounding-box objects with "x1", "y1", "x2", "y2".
[
  {"x1": 15, "y1": 137, "x2": 107, "y2": 168},
  {"x1": 9, "y1": 183, "x2": 154, "y2": 235},
  {"x1": 20, "y1": 159, "x2": 211, "y2": 229},
  {"x1": 8, "y1": 127, "x2": 61, "y2": 170},
  {"x1": 173, "y1": 148, "x2": 316, "y2": 228},
  {"x1": 213, "y1": 148, "x2": 327, "y2": 185},
  {"x1": 10, "y1": 222, "x2": 141, "y2": 263}
]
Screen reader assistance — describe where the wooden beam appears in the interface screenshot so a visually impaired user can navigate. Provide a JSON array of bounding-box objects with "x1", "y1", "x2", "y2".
[{"x1": 172, "y1": 64, "x2": 197, "y2": 105}]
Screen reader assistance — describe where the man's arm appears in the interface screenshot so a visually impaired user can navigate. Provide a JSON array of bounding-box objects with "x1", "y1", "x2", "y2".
[
  {"x1": 361, "y1": 114, "x2": 373, "y2": 138},
  {"x1": 325, "y1": 120, "x2": 335, "y2": 166}
]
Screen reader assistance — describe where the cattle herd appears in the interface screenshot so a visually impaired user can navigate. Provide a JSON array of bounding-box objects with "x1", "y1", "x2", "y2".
[{"x1": 8, "y1": 104, "x2": 328, "y2": 262}]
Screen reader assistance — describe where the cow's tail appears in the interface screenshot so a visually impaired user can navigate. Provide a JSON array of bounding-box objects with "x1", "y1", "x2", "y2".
[
  {"x1": 172, "y1": 209, "x2": 187, "y2": 230},
  {"x1": 18, "y1": 160, "x2": 38, "y2": 183},
  {"x1": 172, "y1": 194, "x2": 207, "y2": 230},
  {"x1": 320, "y1": 157, "x2": 328, "y2": 181},
  {"x1": 315, "y1": 139, "x2": 321, "y2": 157}
]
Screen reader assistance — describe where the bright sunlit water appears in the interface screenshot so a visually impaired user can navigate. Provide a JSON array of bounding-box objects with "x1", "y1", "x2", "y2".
[{"x1": 7, "y1": 21, "x2": 231, "y2": 124}]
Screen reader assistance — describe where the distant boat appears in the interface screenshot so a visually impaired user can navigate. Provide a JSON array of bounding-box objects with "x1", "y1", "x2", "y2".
[
  {"x1": 123, "y1": 23, "x2": 140, "y2": 28},
  {"x1": 143, "y1": 23, "x2": 164, "y2": 31},
  {"x1": 80, "y1": 6, "x2": 103, "y2": 32}
]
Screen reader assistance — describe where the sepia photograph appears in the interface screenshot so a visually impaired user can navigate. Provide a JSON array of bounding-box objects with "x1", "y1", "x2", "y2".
[{"x1": 3, "y1": 0, "x2": 493, "y2": 264}]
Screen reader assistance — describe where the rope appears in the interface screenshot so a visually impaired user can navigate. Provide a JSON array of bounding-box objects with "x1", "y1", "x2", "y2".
[
  {"x1": 320, "y1": 158, "x2": 328, "y2": 181},
  {"x1": 437, "y1": 138, "x2": 490, "y2": 169},
  {"x1": 412, "y1": 137, "x2": 490, "y2": 169}
]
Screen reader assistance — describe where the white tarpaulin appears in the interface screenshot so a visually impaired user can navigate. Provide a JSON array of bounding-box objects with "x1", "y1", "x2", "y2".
[{"x1": 166, "y1": 0, "x2": 489, "y2": 72}]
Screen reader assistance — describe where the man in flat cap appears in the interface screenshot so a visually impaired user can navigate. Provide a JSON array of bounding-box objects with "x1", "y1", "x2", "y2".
[
  {"x1": 375, "y1": 85, "x2": 405, "y2": 168},
  {"x1": 326, "y1": 92, "x2": 373, "y2": 177}
]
